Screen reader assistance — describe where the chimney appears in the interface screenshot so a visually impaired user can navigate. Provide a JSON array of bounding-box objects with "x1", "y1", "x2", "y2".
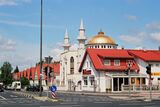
[{"x1": 121, "y1": 46, "x2": 124, "y2": 50}]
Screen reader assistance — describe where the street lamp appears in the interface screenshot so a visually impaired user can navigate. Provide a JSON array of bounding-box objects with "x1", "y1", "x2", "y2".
[
  {"x1": 128, "y1": 63, "x2": 131, "y2": 98},
  {"x1": 45, "y1": 56, "x2": 53, "y2": 98},
  {"x1": 126, "y1": 61, "x2": 132, "y2": 98},
  {"x1": 39, "y1": 0, "x2": 43, "y2": 97}
]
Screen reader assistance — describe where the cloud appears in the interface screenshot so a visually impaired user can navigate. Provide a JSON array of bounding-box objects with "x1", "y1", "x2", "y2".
[
  {"x1": 125, "y1": 15, "x2": 137, "y2": 21},
  {"x1": 49, "y1": 48, "x2": 63, "y2": 61},
  {"x1": 0, "y1": 13, "x2": 12, "y2": 17},
  {"x1": 146, "y1": 22, "x2": 160, "y2": 30},
  {"x1": 119, "y1": 32, "x2": 146, "y2": 45},
  {"x1": 0, "y1": 20, "x2": 39, "y2": 28},
  {"x1": 150, "y1": 32, "x2": 160, "y2": 42},
  {"x1": 70, "y1": 43, "x2": 78, "y2": 50},
  {"x1": 0, "y1": 0, "x2": 17, "y2": 6},
  {"x1": 0, "y1": 36, "x2": 16, "y2": 51},
  {"x1": 0, "y1": 0, "x2": 31, "y2": 6},
  {"x1": 0, "y1": 19, "x2": 64, "y2": 29}
]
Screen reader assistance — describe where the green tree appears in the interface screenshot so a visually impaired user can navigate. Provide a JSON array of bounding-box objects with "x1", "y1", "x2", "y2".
[
  {"x1": 20, "y1": 77, "x2": 29, "y2": 88},
  {"x1": 14, "y1": 66, "x2": 19, "y2": 73},
  {"x1": 0, "y1": 62, "x2": 13, "y2": 85}
]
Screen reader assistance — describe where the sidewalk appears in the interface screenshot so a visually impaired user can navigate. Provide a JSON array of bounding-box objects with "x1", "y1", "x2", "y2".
[{"x1": 57, "y1": 90, "x2": 160, "y2": 101}]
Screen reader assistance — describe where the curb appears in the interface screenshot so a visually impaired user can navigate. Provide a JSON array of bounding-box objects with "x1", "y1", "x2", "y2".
[{"x1": 13, "y1": 91, "x2": 61, "y2": 102}]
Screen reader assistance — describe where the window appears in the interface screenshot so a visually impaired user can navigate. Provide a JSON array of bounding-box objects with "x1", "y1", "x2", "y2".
[
  {"x1": 104, "y1": 45, "x2": 106, "y2": 48},
  {"x1": 90, "y1": 61, "x2": 92, "y2": 67},
  {"x1": 104, "y1": 59, "x2": 110, "y2": 66},
  {"x1": 86, "y1": 61, "x2": 88, "y2": 67},
  {"x1": 89, "y1": 76, "x2": 95, "y2": 86},
  {"x1": 101, "y1": 45, "x2": 103, "y2": 48},
  {"x1": 114, "y1": 60, "x2": 120, "y2": 66},
  {"x1": 70, "y1": 57, "x2": 74, "y2": 74},
  {"x1": 156, "y1": 64, "x2": 159, "y2": 67},
  {"x1": 83, "y1": 77, "x2": 88, "y2": 85}
]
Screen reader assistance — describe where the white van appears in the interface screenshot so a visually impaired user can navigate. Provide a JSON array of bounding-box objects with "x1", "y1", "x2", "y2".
[{"x1": 11, "y1": 81, "x2": 21, "y2": 91}]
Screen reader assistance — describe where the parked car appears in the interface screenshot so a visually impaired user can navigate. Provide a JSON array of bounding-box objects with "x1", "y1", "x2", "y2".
[
  {"x1": 26, "y1": 85, "x2": 43, "y2": 92},
  {"x1": 0, "y1": 85, "x2": 4, "y2": 92},
  {"x1": 11, "y1": 81, "x2": 21, "y2": 91},
  {"x1": 6, "y1": 84, "x2": 13, "y2": 90}
]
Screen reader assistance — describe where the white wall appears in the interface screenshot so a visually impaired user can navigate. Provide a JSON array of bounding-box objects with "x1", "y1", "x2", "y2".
[
  {"x1": 135, "y1": 58, "x2": 160, "y2": 85},
  {"x1": 81, "y1": 54, "x2": 107, "y2": 92}
]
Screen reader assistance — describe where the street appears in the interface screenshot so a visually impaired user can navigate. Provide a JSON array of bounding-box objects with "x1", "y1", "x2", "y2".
[{"x1": 1, "y1": 90, "x2": 160, "y2": 107}]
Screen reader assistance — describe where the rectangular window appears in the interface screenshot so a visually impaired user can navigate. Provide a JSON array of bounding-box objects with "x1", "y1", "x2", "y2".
[
  {"x1": 114, "y1": 60, "x2": 120, "y2": 66},
  {"x1": 104, "y1": 59, "x2": 110, "y2": 66},
  {"x1": 83, "y1": 77, "x2": 88, "y2": 85},
  {"x1": 156, "y1": 64, "x2": 159, "y2": 67},
  {"x1": 89, "y1": 76, "x2": 95, "y2": 86}
]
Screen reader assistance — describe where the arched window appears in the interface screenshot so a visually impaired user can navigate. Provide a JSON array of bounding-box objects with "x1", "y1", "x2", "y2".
[{"x1": 70, "y1": 57, "x2": 74, "y2": 74}]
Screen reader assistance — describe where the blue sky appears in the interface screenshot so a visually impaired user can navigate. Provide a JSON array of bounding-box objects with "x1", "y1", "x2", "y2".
[{"x1": 0, "y1": 0, "x2": 160, "y2": 70}]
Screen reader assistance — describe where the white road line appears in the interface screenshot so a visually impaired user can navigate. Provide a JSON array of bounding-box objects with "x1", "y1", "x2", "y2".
[
  {"x1": 10, "y1": 95, "x2": 18, "y2": 97},
  {"x1": 0, "y1": 96, "x2": 7, "y2": 100},
  {"x1": 120, "y1": 103, "x2": 155, "y2": 106},
  {"x1": 60, "y1": 102, "x2": 78, "y2": 105},
  {"x1": 94, "y1": 101, "x2": 112, "y2": 104}
]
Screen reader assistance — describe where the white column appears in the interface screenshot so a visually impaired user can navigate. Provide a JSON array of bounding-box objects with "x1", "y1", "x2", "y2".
[
  {"x1": 112, "y1": 78, "x2": 113, "y2": 92},
  {"x1": 117, "y1": 78, "x2": 119, "y2": 91},
  {"x1": 140, "y1": 78, "x2": 142, "y2": 91}
]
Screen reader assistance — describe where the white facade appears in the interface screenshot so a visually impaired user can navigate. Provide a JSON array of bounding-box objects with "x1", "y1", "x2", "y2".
[
  {"x1": 134, "y1": 58, "x2": 160, "y2": 86},
  {"x1": 59, "y1": 20, "x2": 86, "y2": 91}
]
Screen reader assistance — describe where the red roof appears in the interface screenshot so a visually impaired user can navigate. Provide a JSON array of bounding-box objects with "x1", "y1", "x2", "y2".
[
  {"x1": 49, "y1": 63, "x2": 60, "y2": 74},
  {"x1": 79, "y1": 49, "x2": 139, "y2": 72},
  {"x1": 128, "y1": 50, "x2": 160, "y2": 62}
]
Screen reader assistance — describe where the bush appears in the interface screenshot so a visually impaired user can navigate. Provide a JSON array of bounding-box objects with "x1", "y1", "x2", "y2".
[{"x1": 20, "y1": 77, "x2": 29, "y2": 88}]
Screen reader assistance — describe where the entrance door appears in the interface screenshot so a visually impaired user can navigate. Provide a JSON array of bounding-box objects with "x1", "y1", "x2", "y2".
[
  {"x1": 113, "y1": 78, "x2": 118, "y2": 91},
  {"x1": 119, "y1": 78, "x2": 123, "y2": 91}
]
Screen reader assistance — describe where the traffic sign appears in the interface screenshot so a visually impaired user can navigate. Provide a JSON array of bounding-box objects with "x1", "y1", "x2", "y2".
[{"x1": 50, "y1": 85, "x2": 57, "y2": 92}]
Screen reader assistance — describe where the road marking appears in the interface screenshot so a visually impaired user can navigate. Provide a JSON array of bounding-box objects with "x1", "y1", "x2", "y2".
[
  {"x1": 10, "y1": 95, "x2": 18, "y2": 97},
  {"x1": 0, "y1": 96, "x2": 7, "y2": 100},
  {"x1": 94, "y1": 101, "x2": 112, "y2": 104},
  {"x1": 120, "y1": 103, "x2": 155, "y2": 106},
  {"x1": 60, "y1": 102, "x2": 78, "y2": 105}
]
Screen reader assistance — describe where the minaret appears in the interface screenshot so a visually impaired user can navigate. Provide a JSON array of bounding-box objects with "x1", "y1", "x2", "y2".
[
  {"x1": 63, "y1": 29, "x2": 71, "y2": 52},
  {"x1": 77, "y1": 19, "x2": 87, "y2": 49}
]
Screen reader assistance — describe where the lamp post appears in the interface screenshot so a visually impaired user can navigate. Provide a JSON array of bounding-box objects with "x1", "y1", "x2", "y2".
[
  {"x1": 39, "y1": 0, "x2": 43, "y2": 97},
  {"x1": 45, "y1": 56, "x2": 53, "y2": 98},
  {"x1": 127, "y1": 62, "x2": 133, "y2": 98},
  {"x1": 128, "y1": 63, "x2": 131, "y2": 98}
]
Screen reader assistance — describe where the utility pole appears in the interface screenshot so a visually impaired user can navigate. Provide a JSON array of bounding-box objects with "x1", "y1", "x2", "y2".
[
  {"x1": 39, "y1": 0, "x2": 43, "y2": 97},
  {"x1": 128, "y1": 63, "x2": 131, "y2": 99}
]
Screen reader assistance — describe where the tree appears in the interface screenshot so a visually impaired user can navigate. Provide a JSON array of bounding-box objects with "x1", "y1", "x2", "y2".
[
  {"x1": 20, "y1": 77, "x2": 29, "y2": 88},
  {"x1": 0, "y1": 62, "x2": 13, "y2": 85},
  {"x1": 14, "y1": 66, "x2": 19, "y2": 73}
]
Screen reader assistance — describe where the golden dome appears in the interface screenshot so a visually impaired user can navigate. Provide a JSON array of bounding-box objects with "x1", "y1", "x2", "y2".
[{"x1": 88, "y1": 31, "x2": 116, "y2": 45}]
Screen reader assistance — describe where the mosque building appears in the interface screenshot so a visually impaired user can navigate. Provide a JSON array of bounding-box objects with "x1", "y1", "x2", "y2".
[{"x1": 58, "y1": 20, "x2": 160, "y2": 92}]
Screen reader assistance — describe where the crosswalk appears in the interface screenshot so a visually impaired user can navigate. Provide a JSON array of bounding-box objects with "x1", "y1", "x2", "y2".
[
  {"x1": 57, "y1": 93, "x2": 114, "y2": 103},
  {"x1": 0, "y1": 97, "x2": 41, "y2": 105}
]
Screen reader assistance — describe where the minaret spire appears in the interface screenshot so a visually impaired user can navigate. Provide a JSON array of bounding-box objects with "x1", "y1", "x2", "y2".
[
  {"x1": 77, "y1": 19, "x2": 87, "y2": 49},
  {"x1": 63, "y1": 28, "x2": 70, "y2": 52},
  {"x1": 80, "y1": 19, "x2": 84, "y2": 30}
]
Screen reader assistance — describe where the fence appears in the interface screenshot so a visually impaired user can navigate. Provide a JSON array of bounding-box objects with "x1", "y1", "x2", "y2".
[{"x1": 122, "y1": 84, "x2": 160, "y2": 92}]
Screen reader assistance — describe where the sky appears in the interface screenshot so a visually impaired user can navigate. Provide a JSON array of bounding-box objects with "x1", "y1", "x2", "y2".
[{"x1": 0, "y1": 0, "x2": 160, "y2": 70}]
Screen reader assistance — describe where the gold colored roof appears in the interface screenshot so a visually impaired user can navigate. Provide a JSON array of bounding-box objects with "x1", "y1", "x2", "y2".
[{"x1": 88, "y1": 31, "x2": 116, "y2": 45}]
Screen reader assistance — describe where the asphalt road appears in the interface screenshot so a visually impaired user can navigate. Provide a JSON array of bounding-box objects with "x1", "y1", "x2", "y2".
[{"x1": 0, "y1": 90, "x2": 160, "y2": 107}]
